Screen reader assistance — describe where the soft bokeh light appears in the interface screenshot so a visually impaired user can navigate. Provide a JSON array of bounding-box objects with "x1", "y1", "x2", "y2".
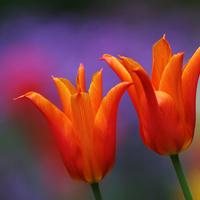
[{"x1": 0, "y1": 1, "x2": 200, "y2": 199}]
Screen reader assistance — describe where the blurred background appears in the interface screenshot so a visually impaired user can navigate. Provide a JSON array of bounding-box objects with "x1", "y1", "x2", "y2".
[{"x1": 0, "y1": 0, "x2": 200, "y2": 199}]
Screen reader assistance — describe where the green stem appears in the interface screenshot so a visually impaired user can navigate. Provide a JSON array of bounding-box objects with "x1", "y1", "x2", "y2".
[
  {"x1": 170, "y1": 154, "x2": 193, "y2": 200},
  {"x1": 90, "y1": 182, "x2": 103, "y2": 200}
]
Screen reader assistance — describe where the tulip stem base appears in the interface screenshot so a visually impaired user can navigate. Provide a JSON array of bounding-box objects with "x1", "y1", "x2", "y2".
[
  {"x1": 90, "y1": 182, "x2": 102, "y2": 200},
  {"x1": 170, "y1": 154, "x2": 193, "y2": 200}
]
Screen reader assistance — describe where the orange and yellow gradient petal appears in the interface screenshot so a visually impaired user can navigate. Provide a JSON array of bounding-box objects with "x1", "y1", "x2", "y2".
[
  {"x1": 102, "y1": 36, "x2": 200, "y2": 155},
  {"x1": 15, "y1": 64, "x2": 132, "y2": 183}
]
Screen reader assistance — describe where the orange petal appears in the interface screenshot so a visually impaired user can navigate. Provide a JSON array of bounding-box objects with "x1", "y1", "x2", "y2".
[
  {"x1": 119, "y1": 56, "x2": 143, "y2": 72},
  {"x1": 76, "y1": 64, "x2": 86, "y2": 92},
  {"x1": 53, "y1": 77, "x2": 77, "y2": 94},
  {"x1": 159, "y1": 53, "x2": 185, "y2": 121},
  {"x1": 93, "y1": 82, "x2": 133, "y2": 180},
  {"x1": 101, "y1": 54, "x2": 132, "y2": 83},
  {"x1": 132, "y1": 67, "x2": 158, "y2": 142},
  {"x1": 151, "y1": 37, "x2": 172, "y2": 90},
  {"x1": 71, "y1": 92, "x2": 97, "y2": 183},
  {"x1": 140, "y1": 91, "x2": 185, "y2": 155},
  {"x1": 14, "y1": 92, "x2": 85, "y2": 182},
  {"x1": 88, "y1": 69, "x2": 103, "y2": 116},
  {"x1": 133, "y1": 67, "x2": 186, "y2": 155},
  {"x1": 133, "y1": 67, "x2": 158, "y2": 112},
  {"x1": 52, "y1": 76, "x2": 77, "y2": 120},
  {"x1": 181, "y1": 47, "x2": 200, "y2": 145},
  {"x1": 101, "y1": 54, "x2": 140, "y2": 115},
  {"x1": 120, "y1": 56, "x2": 145, "y2": 115}
]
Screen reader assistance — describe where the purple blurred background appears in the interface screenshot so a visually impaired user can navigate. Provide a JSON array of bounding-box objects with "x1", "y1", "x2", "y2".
[{"x1": 0, "y1": 1, "x2": 200, "y2": 199}]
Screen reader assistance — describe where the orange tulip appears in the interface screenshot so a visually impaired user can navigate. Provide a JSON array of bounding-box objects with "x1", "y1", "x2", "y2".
[
  {"x1": 15, "y1": 64, "x2": 132, "y2": 183},
  {"x1": 101, "y1": 35, "x2": 200, "y2": 155}
]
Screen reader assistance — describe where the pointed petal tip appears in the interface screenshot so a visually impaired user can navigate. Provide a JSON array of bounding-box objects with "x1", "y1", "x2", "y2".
[
  {"x1": 100, "y1": 54, "x2": 112, "y2": 61},
  {"x1": 95, "y1": 68, "x2": 103, "y2": 73},
  {"x1": 99, "y1": 68, "x2": 103, "y2": 73},
  {"x1": 51, "y1": 76, "x2": 61, "y2": 83},
  {"x1": 174, "y1": 52, "x2": 185, "y2": 61},
  {"x1": 179, "y1": 52, "x2": 185, "y2": 56},
  {"x1": 13, "y1": 95, "x2": 25, "y2": 101},
  {"x1": 76, "y1": 64, "x2": 86, "y2": 92},
  {"x1": 79, "y1": 63, "x2": 84, "y2": 69},
  {"x1": 157, "y1": 34, "x2": 169, "y2": 44},
  {"x1": 13, "y1": 92, "x2": 34, "y2": 100},
  {"x1": 163, "y1": 34, "x2": 166, "y2": 40},
  {"x1": 51, "y1": 75, "x2": 57, "y2": 82}
]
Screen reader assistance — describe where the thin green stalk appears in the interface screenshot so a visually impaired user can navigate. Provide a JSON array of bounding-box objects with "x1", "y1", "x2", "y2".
[
  {"x1": 90, "y1": 182, "x2": 103, "y2": 200},
  {"x1": 170, "y1": 154, "x2": 193, "y2": 200}
]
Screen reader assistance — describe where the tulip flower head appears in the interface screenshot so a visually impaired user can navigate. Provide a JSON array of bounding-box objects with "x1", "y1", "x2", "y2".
[
  {"x1": 15, "y1": 64, "x2": 131, "y2": 183},
  {"x1": 102, "y1": 35, "x2": 200, "y2": 155}
]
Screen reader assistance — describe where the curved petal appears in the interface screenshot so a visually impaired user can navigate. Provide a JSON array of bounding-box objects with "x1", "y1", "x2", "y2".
[
  {"x1": 89, "y1": 69, "x2": 103, "y2": 116},
  {"x1": 182, "y1": 47, "x2": 200, "y2": 138},
  {"x1": 71, "y1": 92, "x2": 98, "y2": 183},
  {"x1": 133, "y1": 67, "x2": 158, "y2": 112},
  {"x1": 53, "y1": 77, "x2": 77, "y2": 94},
  {"x1": 76, "y1": 64, "x2": 86, "y2": 92},
  {"x1": 151, "y1": 36, "x2": 172, "y2": 90},
  {"x1": 134, "y1": 56, "x2": 186, "y2": 155},
  {"x1": 93, "y1": 82, "x2": 133, "y2": 180},
  {"x1": 140, "y1": 91, "x2": 185, "y2": 155},
  {"x1": 101, "y1": 54, "x2": 140, "y2": 115},
  {"x1": 120, "y1": 56, "x2": 145, "y2": 115},
  {"x1": 52, "y1": 76, "x2": 77, "y2": 120},
  {"x1": 159, "y1": 53, "x2": 185, "y2": 125},
  {"x1": 14, "y1": 92, "x2": 84, "y2": 182},
  {"x1": 101, "y1": 54, "x2": 132, "y2": 83}
]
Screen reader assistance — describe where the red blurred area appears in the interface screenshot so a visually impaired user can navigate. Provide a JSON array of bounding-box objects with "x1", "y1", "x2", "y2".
[{"x1": 0, "y1": 43, "x2": 79, "y2": 198}]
